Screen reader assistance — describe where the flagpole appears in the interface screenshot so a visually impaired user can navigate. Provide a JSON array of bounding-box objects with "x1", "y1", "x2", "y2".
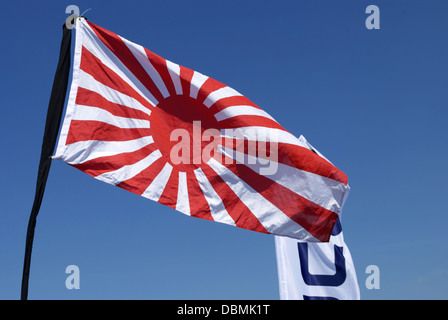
[{"x1": 20, "y1": 23, "x2": 72, "y2": 300}]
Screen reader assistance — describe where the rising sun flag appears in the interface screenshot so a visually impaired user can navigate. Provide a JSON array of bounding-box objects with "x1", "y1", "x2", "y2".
[
  {"x1": 54, "y1": 18, "x2": 349, "y2": 241},
  {"x1": 21, "y1": 17, "x2": 351, "y2": 299}
]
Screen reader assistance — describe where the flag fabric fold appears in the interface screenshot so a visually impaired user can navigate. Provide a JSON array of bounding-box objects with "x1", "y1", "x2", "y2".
[
  {"x1": 275, "y1": 137, "x2": 359, "y2": 300},
  {"x1": 53, "y1": 18, "x2": 349, "y2": 242}
]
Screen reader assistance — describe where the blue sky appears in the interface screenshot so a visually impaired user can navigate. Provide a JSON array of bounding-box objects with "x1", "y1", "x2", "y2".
[{"x1": 1, "y1": 0, "x2": 447, "y2": 299}]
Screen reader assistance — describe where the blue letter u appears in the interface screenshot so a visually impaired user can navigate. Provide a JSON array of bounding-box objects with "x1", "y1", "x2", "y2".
[{"x1": 297, "y1": 243, "x2": 346, "y2": 287}]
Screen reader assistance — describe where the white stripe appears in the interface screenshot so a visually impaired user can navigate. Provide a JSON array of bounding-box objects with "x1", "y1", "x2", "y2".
[
  {"x1": 190, "y1": 71, "x2": 208, "y2": 99},
  {"x1": 73, "y1": 105, "x2": 150, "y2": 129},
  {"x1": 193, "y1": 168, "x2": 236, "y2": 226},
  {"x1": 95, "y1": 149, "x2": 162, "y2": 185},
  {"x1": 203, "y1": 86, "x2": 242, "y2": 108},
  {"x1": 78, "y1": 70, "x2": 152, "y2": 117},
  {"x1": 218, "y1": 145, "x2": 347, "y2": 213},
  {"x1": 141, "y1": 163, "x2": 173, "y2": 201},
  {"x1": 54, "y1": 136, "x2": 154, "y2": 165},
  {"x1": 82, "y1": 23, "x2": 159, "y2": 106},
  {"x1": 214, "y1": 105, "x2": 278, "y2": 123},
  {"x1": 166, "y1": 60, "x2": 183, "y2": 95},
  {"x1": 120, "y1": 36, "x2": 170, "y2": 98},
  {"x1": 206, "y1": 157, "x2": 317, "y2": 241},
  {"x1": 175, "y1": 171, "x2": 190, "y2": 215},
  {"x1": 220, "y1": 126, "x2": 308, "y2": 148},
  {"x1": 54, "y1": 18, "x2": 85, "y2": 157}
]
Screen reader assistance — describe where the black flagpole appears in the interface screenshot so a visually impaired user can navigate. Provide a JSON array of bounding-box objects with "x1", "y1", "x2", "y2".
[{"x1": 21, "y1": 23, "x2": 72, "y2": 300}]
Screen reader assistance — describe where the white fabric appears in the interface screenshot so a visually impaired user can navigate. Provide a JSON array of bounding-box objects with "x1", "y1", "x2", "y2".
[
  {"x1": 275, "y1": 136, "x2": 360, "y2": 300},
  {"x1": 175, "y1": 171, "x2": 190, "y2": 215},
  {"x1": 141, "y1": 162, "x2": 173, "y2": 201},
  {"x1": 214, "y1": 105, "x2": 278, "y2": 122},
  {"x1": 189, "y1": 71, "x2": 208, "y2": 99},
  {"x1": 96, "y1": 149, "x2": 162, "y2": 185},
  {"x1": 194, "y1": 167, "x2": 236, "y2": 226},
  {"x1": 203, "y1": 86, "x2": 242, "y2": 108},
  {"x1": 72, "y1": 105, "x2": 150, "y2": 129},
  {"x1": 166, "y1": 60, "x2": 183, "y2": 95}
]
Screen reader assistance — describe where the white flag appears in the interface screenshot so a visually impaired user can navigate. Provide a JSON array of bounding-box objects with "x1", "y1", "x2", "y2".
[{"x1": 275, "y1": 136, "x2": 360, "y2": 300}]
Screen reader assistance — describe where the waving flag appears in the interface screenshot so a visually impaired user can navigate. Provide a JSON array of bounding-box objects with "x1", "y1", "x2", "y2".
[
  {"x1": 275, "y1": 137, "x2": 359, "y2": 300},
  {"x1": 53, "y1": 18, "x2": 349, "y2": 241}
]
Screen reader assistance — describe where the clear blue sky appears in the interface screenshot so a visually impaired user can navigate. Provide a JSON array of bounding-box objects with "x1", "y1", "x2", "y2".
[{"x1": 1, "y1": 0, "x2": 447, "y2": 300}]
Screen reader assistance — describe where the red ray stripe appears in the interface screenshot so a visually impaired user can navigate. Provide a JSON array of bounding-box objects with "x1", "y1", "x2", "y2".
[
  {"x1": 157, "y1": 169, "x2": 179, "y2": 209},
  {"x1": 220, "y1": 137, "x2": 347, "y2": 184},
  {"x1": 186, "y1": 171, "x2": 213, "y2": 221},
  {"x1": 209, "y1": 96, "x2": 261, "y2": 114},
  {"x1": 143, "y1": 48, "x2": 177, "y2": 97},
  {"x1": 66, "y1": 120, "x2": 152, "y2": 144},
  {"x1": 87, "y1": 22, "x2": 165, "y2": 103},
  {"x1": 200, "y1": 164, "x2": 269, "y2": 234},
  {"x1": 76, "y1": 88, "x2": 151, "y2": 121},
  {"x1": 80, "y1": 47, "x2": 154, "y2": 111},
  {"x1": 277, "y1": 143, "x2": 348, "y2": 185},
  {"x1": 72, "y1": 143, "x2": 158, "y2": 177},
  {"x1": 215, "y1": 153, "x2": 338, "y2": 242},
  {"x1": 217, "y1": 115, "x2": 286, "y2": 131},
  {"x1": 196, "y1": 77, "x2": 227, "y2": 104},
  {"x1": 116, "y1": 156, "x2": 166, "y2": 195},
  {"x1": 179, "y1": 65, "x2": 194, "y2": 98}
]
